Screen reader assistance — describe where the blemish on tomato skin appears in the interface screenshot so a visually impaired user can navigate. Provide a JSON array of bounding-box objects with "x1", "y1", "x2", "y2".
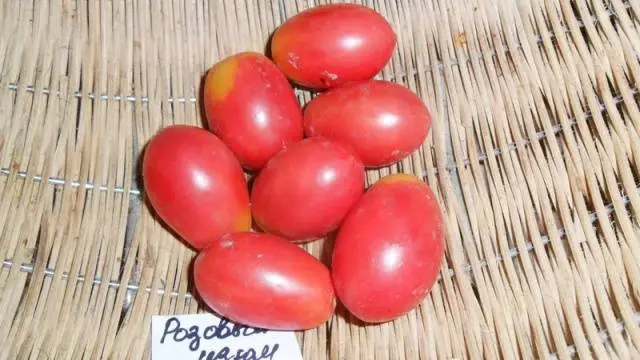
[
  {"x1": 220, "y1": 237, "x2": 234, "y2": 249},
  {"x1": 287, "y1": 52, "x2": 301, "y2": 69},
  {"x1": 217, "y1": 232, "x2": 243, "y2": 250},
  {"x1": 320, "y1": 70, "x2": 339, "y2": 87},
  {"x1": 205, "y1": 56, "x2": 239, "y2": 101},
  {"x1": 322, "y1": 71, "x2": 338, "y2": 81}
]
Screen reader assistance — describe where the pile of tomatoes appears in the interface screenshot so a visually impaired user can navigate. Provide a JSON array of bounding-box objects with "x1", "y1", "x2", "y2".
[{"x1": 142, "y1": 4, "x2": 444, "y2": 330}]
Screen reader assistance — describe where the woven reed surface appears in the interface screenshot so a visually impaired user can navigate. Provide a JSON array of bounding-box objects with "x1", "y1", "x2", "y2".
[{"x1": 1, "y1": 0, "x2": 639, "y2": 359}]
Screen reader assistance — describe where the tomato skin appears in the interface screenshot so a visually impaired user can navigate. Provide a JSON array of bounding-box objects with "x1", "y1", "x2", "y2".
[
  {"x1": 142, "y1": 125, "x2": 251, "y2": 250},
  {"x1": 271, "y1": 4, "x2": 396, "y2": 89},
  {"x1": 331, "y1": 174, "x2": 444, "y2": 323},
  {"x1": 304, "y1": 80, "x2": 431, "y2": 168},
  {"x1": 194, "y1": 232, "x2": 335, "y2": 330},
  {"x1": 203, "y1": 52, "x2": 303, "y2": 171},
  {"x1": 251, "y1": 137, "x2": 365, "y2": 242}
]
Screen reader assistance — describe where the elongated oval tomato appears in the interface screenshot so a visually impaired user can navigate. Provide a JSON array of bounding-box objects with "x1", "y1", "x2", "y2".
[
  {"x1": 304, "y1": 80, "x2": 431, "y2": 168},
  {"x1": 142, "y1": 125, "x2": 251, "y2": 250},
  {"x1": 251, "y1": 137, "x2": 365, "y2": 242},
  {"x1": 194, "y1": 232, "x2": 335, "y2": 330},
  {"x1": 271, "y1": 4, "x2": 396, "y2": 89},
  {"x1": 203, "y1": 51, "x2": 303, "y2": 171},
  {"x1": 331, "y1": 174, "x2": 444, "y2": 323}
]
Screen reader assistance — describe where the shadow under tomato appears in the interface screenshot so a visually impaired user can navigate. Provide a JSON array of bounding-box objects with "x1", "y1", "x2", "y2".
[
  {"x1": 187, "y1": 257, "x2": 205, "y2": 307},
  {"x1": 150, "y1": 210, "x2": 198, "y2": 252},
  {"x1": 332, "y1": 301, "x2": 374, "y2": 328},
  {"x1": 320, "y1": 231, "x2": 338, "y2": 268},
  {"x1": 250, "y1": 215, "x2": 263, "y2": 234},
  {"x1": 134, "y1": 142, "x2": 146, "y2": 192},
  {"x1": 246, "y1": 174, "x2": 256, "y2": 196},
  {"x1": 264, "y1": 31, "x2": 274, "y2": 60},
  {"x1": 198, "y1": 71, "x2": 210, "y2": 130}
]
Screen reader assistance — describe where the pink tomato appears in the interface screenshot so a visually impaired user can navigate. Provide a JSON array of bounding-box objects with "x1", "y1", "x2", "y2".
[
  {"x1": 203, "y1": 52, "x2": 303, "y2": 171},
  {"x1": 271, "y1": 4, "x2": 396, "y2": 89},
  {"x1": 142, "y1": 125, "x2": 251, "y2": 250},
  {"x1": 304, "y1": 80, "x2": 431, "y2": 167},
  {"x1": 332, "y1": 174, "x2": 445, "y2": 323},
  {"x1": 194, "y1": 232, "x2": 335, "y2": 330},
  {"x1": 251, "y1": 137, "x2": 365, "y2": 242}
]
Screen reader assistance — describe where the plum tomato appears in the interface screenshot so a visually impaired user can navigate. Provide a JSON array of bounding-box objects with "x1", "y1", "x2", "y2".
[
  {"x1": 142, "y1": 125, "x2": 251, "y2": 250},
  {"x1": 251, "y1": 137, "x2": 365, "y2": 242},
  {"x1": 331, "y1": 174, "x2": 445, "y2": 323},
  {"x1": 304, "y1": 80, "x2": 432, "y2": 168},
  {"x1": 194, "y1": 232, "x2": 335, "y2": 330},
  {"x1": 271, "y1": 3, "x2": 396, "y2": 89},
  {"x1": 203, "y1": 51, "x2": 303, "y2": 171}
]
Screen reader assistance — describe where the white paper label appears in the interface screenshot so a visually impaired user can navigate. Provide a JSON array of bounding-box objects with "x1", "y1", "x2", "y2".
[{"x1": 151, "y1": 313, "x2": 303, "y2": 360}]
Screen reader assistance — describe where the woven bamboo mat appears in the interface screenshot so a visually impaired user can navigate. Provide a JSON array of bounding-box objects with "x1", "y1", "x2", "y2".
[{"x1": 0, "y1": 0, "x2": 639, "y2": 359}]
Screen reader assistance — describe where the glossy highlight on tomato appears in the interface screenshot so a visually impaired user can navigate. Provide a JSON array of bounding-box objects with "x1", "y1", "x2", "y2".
[
  {"x1": 142, "y1": 125, "x2": 251, "y2": 250},
  {"x1": 304, "y1": 80, "x2": 431, "y2": 168},
  {"x1": 251, "y1": 137, "x2": 365, "y2": 242},
  {"x1": 331, "y1": 174, "x2": 444, "y2": 323},
  {"x1": 194, "y1": 232, "x2": 335, "y2": 330},
  {"x1": 203, "y1": 51, "x2": 303, "y2": 171},
  {"x1": 271, "y1": 3, "x2": 396, "y2": 89}
]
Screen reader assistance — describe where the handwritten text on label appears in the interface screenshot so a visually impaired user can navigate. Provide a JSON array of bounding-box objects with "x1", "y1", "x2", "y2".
[{"x1": 151, "y1": 313, "x2": 303, "y2": 360}]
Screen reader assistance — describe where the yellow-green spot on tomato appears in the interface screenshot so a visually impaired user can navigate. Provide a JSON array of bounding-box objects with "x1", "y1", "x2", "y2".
[
  {"x1": 233, "y1": 207, "x2": 253, "y2": 232},
  {"x1": 377, "y1": 173, "x2": 422, "y2": 186},
  {"x1": 206, "y1": 57, "x2": 238, "y2": 101}
]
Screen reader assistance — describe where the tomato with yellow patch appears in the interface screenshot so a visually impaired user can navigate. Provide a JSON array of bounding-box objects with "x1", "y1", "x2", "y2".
[
  {"x1": 142, "y1": 125, "x2": 251, "y2": 250},
  {"x1": 194, "y1": 232, "x2": 335, "y2": 330},
  {"x1": 203, "y1": 52, "x2": 303, "y2": 171},
  {"x1": 304, "y1": 80, "x2": 431, "y2": 168},
  {"x1": 251, "y1": 137, "x2": 365, "y2": 242},
  {"x1": 331, "y1": 173, "x2": 445, "y2": 323},
  {"x1": 271, "y1": 4, "x2": 396, "y2": 89}
]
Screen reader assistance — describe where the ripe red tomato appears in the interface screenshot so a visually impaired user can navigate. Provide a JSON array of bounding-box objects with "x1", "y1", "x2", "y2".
[
  {"x1": 203, "y1": 51, "x2": 303, "y2": 171},
  {"x1": 142, "y1": 125, "x2": 251, "y2": 250},
  {"x1": 271, "y1": 4, "x2": 396, "y2": 89},
  {"x1": 251, "y1": 137, "x2": 365, "y2": 242},
  {"x1": 304, "y1": 80, "x2": 431, "y2": 167},
  {"x1": 194, "y1": 232, "x2": 335, "y2": 330},
  {"x1": 331, "y1": 174, "x2": 444, "y2": 323}
]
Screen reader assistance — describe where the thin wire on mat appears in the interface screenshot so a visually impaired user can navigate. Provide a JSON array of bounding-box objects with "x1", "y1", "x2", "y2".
[
  {"x1": 1, "y1": 180, "x2": 639, "y2": 298},
  {"x1": 0, "y1": 0, "x2": 628, "y2": 104},
  {"x1": 0, "y1": 0, "x2": 630, "y2": 193},
  {"x1": 1, "y1": 86, "x2": 636, "y2": 196}
]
